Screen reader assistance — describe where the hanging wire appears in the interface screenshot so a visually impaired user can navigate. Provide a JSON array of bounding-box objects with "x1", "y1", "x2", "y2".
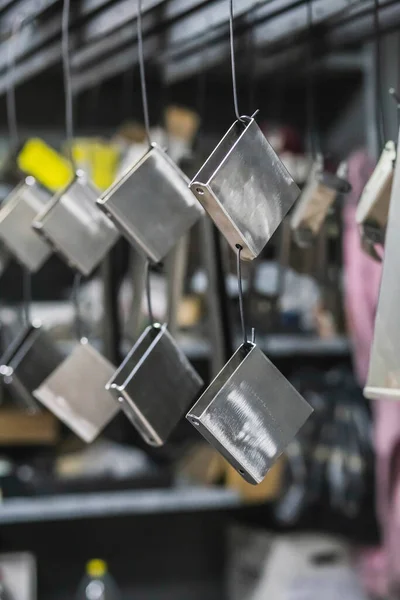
[
  {"x1": 137, "y1": 0, "x2": 152, "y2": 147},
  {"x1": 6, "y1": 15, "x2": 24, "y2": 151},
  {"x1": 236, "y1": 245, "x2": 247, "y2": 345},
  {"x1": 145, "y1": 260, "x2": 155, "y2": 326},
  {"x1": 71, "y1": 273, "x2": 83, "y2": 340},
  {"x1": 389, "y1": 87, "x2": 400, "y2": 131},
  {"x1": 22, "y1": 267, "x2": 32, "y2": 326},
  {"x1": 306, "y1": 0, "x2": 319, "y2": 160},
  {"x1": 373, "y1": 0, "x2": 386, "y2": 149},
  {"x1": 61, "y1": 0, "x2": 76, "y2": 169},
  {"x1": 229, "y1": 0, "x2": 246, "y2": 123}
]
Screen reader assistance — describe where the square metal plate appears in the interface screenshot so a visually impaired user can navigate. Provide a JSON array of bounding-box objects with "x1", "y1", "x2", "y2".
[
  {"x1": 33, "y1": 340, "x2": 119, "y2": 443},
  {"x1": 365, "y1": 133, "x2": 400, "y2": 400},
  {"x1": 0, "y1": 178, "x2": 52, "y2": 272},
  {"x1": 33, "y1": 173, "x2": 119, "y2": 276},
  {"x1": 190, "y1": 116, "x2": 300, "y2": 260},
  {"x1": 187, "y1": 343, "x2": 313, "y2": 484},
  {"x1": 97, "y1": 143, "x2": 203, "y2": 264},
  {"x1": 0, "y1": 322, "x2": 64, "y2": 412},
  {"x1": 107, "y1": 323, "x2": 203, "y2": 446}
]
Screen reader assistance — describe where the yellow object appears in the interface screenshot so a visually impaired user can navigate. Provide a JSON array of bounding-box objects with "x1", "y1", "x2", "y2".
[
  {"x1": 86, "y1": 559, "x2": 107, "y2": 578},
  {"x1": 71, "y1": 139, "x2": 120, "y2": 190},
  {"x1": 17, "y1": 138, "x2": 73, "y2": 191}
]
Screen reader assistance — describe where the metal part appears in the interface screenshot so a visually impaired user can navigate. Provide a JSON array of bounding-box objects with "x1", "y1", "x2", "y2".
[
  {"x1": 33, "y1": 171, "x2": 119, "y2": 276},
  {"x1": 166, "y1": 233, "x2": 189, "y2": 337},
  {"x1": 0, "y1": 177, "x2": 52, "y2": 272},
  {"x1": 98, "y1": 143, "x2": 203, "y2": 264},
  {"x1": 187, "y1": 342, "x2": 313, "y2": 485},
  {"x1": 0, "y1": 322, "x2": 64, "y2": 413},
  {"x1": 365, "y1": 129, "x2": 400, "y2": 400},
  {"x1": 33, "y1": 339, "x2": 119, "y2": 443},
  {"x1": 0, "y1": 243, "x2": 10, "y2": 276},
  {"x1": 291, "y1": 158, "x2": 351, "y2": 247},
  {"x1": 356, "y1": 140, "x2": 395, "y2": 252},
  {"x1": 190, "y1": 116, "x2": 300, "y2": 260},
  {"x1": 106, "y1": 322, "x2": 204, "y2": 447}
]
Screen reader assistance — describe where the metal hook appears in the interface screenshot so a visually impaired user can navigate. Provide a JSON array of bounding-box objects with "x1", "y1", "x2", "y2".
[
  {"x1": 236, "y1": 244, "x2": 248, "y2": 345},
  {"x1": 61, "y1": 0, "x2": 76, "y2": 170},
  {"x1": 145, "y1": 260, "x2": 155, "y2": 326},
  {"x1": 137, "y1": 0, "x2": 152, "y2": 147}
]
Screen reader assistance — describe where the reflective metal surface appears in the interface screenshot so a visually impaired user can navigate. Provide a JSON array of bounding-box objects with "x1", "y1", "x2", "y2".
[
  {"x1": 98, "y1": 143, "x2": 203, "y2": 264},
  {"x1": 356, "y1": 140, "x2": 395, "y2": 248},
  {"x1": 0, "y1": 244, "x2": 10, "y2": 276},
  {"x1": 187, "y1": 343, "x2": 313, "y2": 485},
  {"x1": 190, "y1": 116, "x2": 300, "y2": 260},
  {"x1": 0, "y1": 177, "x2": 52, "y2": 272},
  {"x1": 0, "y1": 322, "x2": 63, "y2": 412},
  {"x1": 107, "y1": 323, "x2": 204, "y2": 446},
  {"x1": 33, "y1": 339, "x2": 119, "y2": 443},
  {"x1": 33, "y1": 172, "x2": 119, "y2": 276},
  {"x1": 365, "y1": 133, "x2": 400, "y2": 401}
]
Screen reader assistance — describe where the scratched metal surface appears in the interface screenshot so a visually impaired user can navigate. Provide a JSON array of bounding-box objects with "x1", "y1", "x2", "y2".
[
  {"x1": 0, "y1": 179, "x2": 52, "y2": 272},
  {"x1": 107, "y1": 323, "x2": 203, "y2": 446},
  {"x1": 187, "y1": 344, "x2": 313, "y2": 484},
  {"x1": 190, "y1": 118, "x2": 300, "y2": 260},
  {"x1": 98, "y1": 143, "x2": 203, "y2": 264},
  {"x1": 33, "y1": 175, "x2": 119, "y2": 276}
]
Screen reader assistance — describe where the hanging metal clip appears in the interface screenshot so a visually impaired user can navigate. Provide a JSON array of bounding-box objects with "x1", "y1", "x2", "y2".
[
  {"x1": 0, "y1": 177, "x2": 53, "y2": 272},
  {"x1": 356, "y1": 140, "x2": 396, "y2": 261},
  {"x1": 33, "y1": 171, "x2": 119, "y2": 276},
  {"x1": 291, "y1": 157, "x2": 351, "y2": 248}
]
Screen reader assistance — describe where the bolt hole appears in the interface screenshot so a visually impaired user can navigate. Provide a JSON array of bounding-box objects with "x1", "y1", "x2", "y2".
[
  {"x1": 191, "y1": 419, "x2": 200, "y2": 427},
  {"x1": 196, "y1": 187, "x2": 204, "y2": 196},
  {"x1": 238, "y1": 469, "x2": 245, "y2": 476}
]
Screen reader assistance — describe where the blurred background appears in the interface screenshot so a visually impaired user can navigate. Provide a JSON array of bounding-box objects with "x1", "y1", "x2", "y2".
[{"x1": 0, "y1": 0, "x2": 397, "y2": 599}]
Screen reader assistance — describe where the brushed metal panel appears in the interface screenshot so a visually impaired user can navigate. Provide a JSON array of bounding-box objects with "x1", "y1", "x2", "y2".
[
  {"x1": 107, "y1": 323, "x2": 203, "y2": 446},
  {"x1": 33, "y1": 340, "x2": 119, "y2": 443},
  {"x1": 190, "y1": 116, "x2": 300, "y2": 260},
  {"x1": 33, "y1": 173, "x2": 119, "y2": 276},
  {"x1": 187, "y1": 343, "x2": 313, "y2": 484},
  {"x1": 97, "y1": 143, "x2": 203, "y2": 264}
]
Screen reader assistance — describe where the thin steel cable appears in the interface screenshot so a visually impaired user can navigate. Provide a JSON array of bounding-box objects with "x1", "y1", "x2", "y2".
[
  {"x1": 6, "y1": 15, "x2": 24, "y2": 152},
  {"x1": 373, "y1": 0, "x2": 386, "y2": 149},
  {"x1": 61, "y1": 0, "x2": 76, "y2": 169},
  {"x1": 145, "y1": 260, "x2": 155, "y2": 326},
  {"x1": 306, "y1": 0, "x2": 319, "y2": 159},
  {"x1": 236, "y1": 245, "x2": 247, "y2": 345},
  {"x1": 71, "y1": 273, "x2": 83, "y2": 340},
  {"x1": 229, "y1": 0, "x2": 244, "y2": 123},
  {"x1": 389, "y1": 87, "x2": 400, "y2": 131},
  {"x1": 137, "y1": 0, "x2": 152, "y2": 147},
  {"x1": 22, "y1": 267, "x2": 32, "y2": 327}
]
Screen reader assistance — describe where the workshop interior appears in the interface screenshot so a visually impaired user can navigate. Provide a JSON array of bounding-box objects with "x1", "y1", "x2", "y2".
[{"x1": 0, "y1": 0, "x2": 399, "y2": 598}]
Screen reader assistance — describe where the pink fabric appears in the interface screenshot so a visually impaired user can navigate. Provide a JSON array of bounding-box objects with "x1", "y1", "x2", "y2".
[{"x1": 343, "y1": 150, "x2": 396, "y2": 597}]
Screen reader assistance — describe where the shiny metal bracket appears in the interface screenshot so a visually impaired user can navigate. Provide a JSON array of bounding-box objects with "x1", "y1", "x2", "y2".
[
  {"x1": 33, "y1": 339, "x2": 119, "y2": 443},
  {"x1": 0, "y1": 322, "x2": 63, "y2": 412},
  {"x1": 106, "y1": 322, "x2": 204, "y2": 446},
  {"x1": 187, "y1": 342, "x2": 313, "y2": 485},
  {"x1": 33, "y1": 172, "x2": 119, "y2": 276},
  {"x1": 291, "y1": 159, "x2": 350, "y2": 247},
  {"x1": 356, "y1": 140, "x2": 395, "y2": 257},
  {"x1": 190, "y1": 115, "x2": 300, "y2": 260},
  {"x1": 365, "y1": 133, "x2": 400, "y2": 400},
  {"x1": 97, "y1": 143, "x2": 203, "y2": 264},
  {"x1": 0, "y1": 177, "x2": 52, "y2": 272}
]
